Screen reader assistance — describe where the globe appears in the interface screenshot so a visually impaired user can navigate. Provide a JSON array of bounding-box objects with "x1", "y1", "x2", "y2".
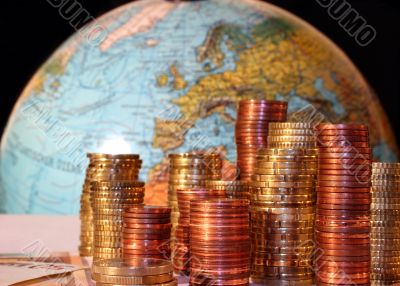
[{"x1": 1, "y1": 0, "x2": 398, "y2": 214}]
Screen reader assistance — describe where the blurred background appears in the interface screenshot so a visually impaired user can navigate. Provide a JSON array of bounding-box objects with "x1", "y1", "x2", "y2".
[{"x1": 3, "y1": 0, "x2": 399, "y2": 144}]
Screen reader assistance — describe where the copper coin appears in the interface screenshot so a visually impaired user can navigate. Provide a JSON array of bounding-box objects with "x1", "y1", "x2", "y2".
[
  {"x1": 318, "y1": 169, "x2": 371, "y2": 177},
  {"x1": 318, "y1": 158, "x2": 371, "y2": 164},
  {"x1": 122, "y1": 233, "x2": 170, "y2": 240},
  {"x1": 317, "y1": 271, "x2": 370, "y2": 279},
  {"x1": 316, "y1": 124, "x2": 368, "y2": 131},
  {"x1": 123, "y1": 213, "x2": 171, "y2": 219},
  {"x1": 316, "y1": 261, "x2": 370, "y2": 268},
  {"x1": 317, "y1": 198, "x2": 371, "y2": 205},
  {"x1": 317, "y1": 242, "x2": 369, "y2": 250},
  {"x1": 318, "y1": 153, "x2": 371, "y2": 160},
  {"x1": 318, "y1": 174, "x2": 370, "y2": 182},
  {"x1": 122, "y1": 217, "x2": 171, "y2": 224},
  {"x1": 316, "y1": 209, "x2": 370, "y2": 217},
  {"x1": 317, "y1": 255, "x2": 370, "y2": 262},
  {"x1": 317, "y1": 135, "x2": 369, "y2": 141},
  {"x1": 318, "y1": 147, "x2": 372, "y2": 153},
  {"x1": 317, "y1": 192, "x2": 371, "y2": 199},
  {"x1": 191, "y1": 251, "x2": 250, "y2": 259},
  {"x1": 316, "y1": 232, "x2": 368, "y2": 239},
  {"x1": 316, "y1": 238, "x2": 370, "y2": 246},
  {"x1": 317, "y1": 266, "x2": 370, "y2": 274},
  {"x1": 316, "y1": 129, "x2": 369, "y2": 136},
  {"x1": 316, "y1": 277, "x2": 369, "y2": 285},
  {"x1": 318, "y1": 181, "x2": 370, "y2": 188},
  {"x1": 318, "y1": 249, "x2": 370, "y2": 257},
  {"x1": 123, "y1": 223, "x2": 172, "y2": 230},
  {"x1": 317, "y1": 141, "x2": 370, "y2": 148},
  {"x1": 122, "y1": 239, "x2": 169, "y2": 248},
  {"x1": 318, "y1": 203, "x2": 370, "y2": 211},
  {"x1": 122, "y1": 249, "x2": 167, "y2": 255},
  {"x1": 122, "y1": 228, "x2": 171, "y2": 234},
  {"x1": 317, "y1": 186, "x2": 370, "y2": 193},
  {"x1": 318, "y1": 164, "x2": 371, "y2": 171}
]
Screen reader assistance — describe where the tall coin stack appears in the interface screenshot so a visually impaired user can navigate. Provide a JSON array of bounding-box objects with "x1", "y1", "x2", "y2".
[
  {"x1": 250, "y1": 146, "x2": 317, "y2": 285},
  {"x1": 174, "y1": 188, "x2": 226, "y2": 274},
  {"x1": 122, "y1": 206, "x2": 172, "y2": 260},
  {"x1": 205, "y1": 180, "x2": 250, "y2": 199},
  {"x1": 315, "y1": 124, "x2": 372, "y2": 286},
  {"x1": 79, "y1": 153, "x2": 142, "y2": 257},
  {"x1": 268, "y1": 122, "x2": 317, "y2": 149},
  {"x1": 189, "y1": 199, "x2": 250, "y2": 286},
  {"x1": 235, "y1": 100, "x2": 288, "y2": 181},
  {"x1": 168, "y1": 153, "x2": 222, "y2": 259},
  {"x1": 91, "y1": 258, "x2": 177, "y2": 286},
  {"x1": 371, "y1": 162, "x2": 400, "y2": 285}
]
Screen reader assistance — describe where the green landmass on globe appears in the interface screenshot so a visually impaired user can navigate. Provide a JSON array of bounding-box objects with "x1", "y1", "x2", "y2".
[{"x1": 0, "y1": 0, "x2": 397, "y2": 214}]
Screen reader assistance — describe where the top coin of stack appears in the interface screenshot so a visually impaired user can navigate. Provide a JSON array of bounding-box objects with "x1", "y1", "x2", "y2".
[
  {"x1": 250, "y1": 147, "x2": 317, "y2": 286},
  {"x1": 79, "y1": 153, "x2": 142, "y2": 257},
  {"x1": 268, "y1": 122, "x2": 317, "y2": 149},
  {"x1": 167, "y1": 152, "x2": 222, "y2": 258},
  {"x1": 92, "y1": 258, "x2": 177, "y2": 286},
  {"x1": 370, "y1": 162, "x2": 400, "y2": 285},
  {"x1": 235, "y1": 100, "x2": 288, "y2": 181},
  {"x1": 315, "y1": 124, "x2": 371, "y2": 286},
  {"x1": 205, "y1": 180, "x2": 250, "y2": 199}
]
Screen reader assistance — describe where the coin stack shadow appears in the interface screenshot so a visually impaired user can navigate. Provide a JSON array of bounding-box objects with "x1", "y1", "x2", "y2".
[
  {"x1": 87, "y1": 153, "x2": 144, "y2": 261},
  {"x1": 122, "y1": 206, "x2": 172, "y2": 260},
  {"x1": 80, "y1": 153, "x2": 142, "y2": 257},
  {"x1": 235, "y1": 100, "x2": 288, "y2": 181},
  {"x1": 250, "y1": 122, "x2": 317, "y2": 285},
  {"x1": 205, "y1": 180, "x2": 250, "y2": 199},
  {"x1": 371, "y1": 162, "x2": 400, "y2": 285},
  {"x1": 315, "y1": 124, "x2": 372, "y2": 286},
  {"x1": 168, "y1": 153, "x2": 222, "y2": 265},
  {"x1": 175, "y1": 188, "x2": 227, "y2": 274},
  {"x1": 91, "y1": 258, "x2": 177, "y2": 286},
  {"x1": 189, "y1": 199, "x2": 250, "y2": 286}
]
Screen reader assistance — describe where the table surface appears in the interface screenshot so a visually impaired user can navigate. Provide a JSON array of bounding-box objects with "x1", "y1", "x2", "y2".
[{"x1": 0, "y1": 215, "x2": 80, "y2": 254}]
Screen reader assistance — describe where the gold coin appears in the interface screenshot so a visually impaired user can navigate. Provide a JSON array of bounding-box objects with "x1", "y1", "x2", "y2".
[
  {"x1": 91, "y1": 272, "x2": 173, "y2": 284},
  {"x1": 268, "y1": 123, "x2": 313, "y2": 129},
  {"x1": 92, "y1": 258, "x2": 174, "y2": 276}
]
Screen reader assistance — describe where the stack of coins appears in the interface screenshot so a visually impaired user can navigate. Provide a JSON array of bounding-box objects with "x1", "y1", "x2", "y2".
[
  {"x1": 122, "y1": 206, "x2": 172, "y2": 260},
  {"x1": 79, "y1": 153, "x2": 142, "y2": 257},
  {"x1": 250, "y1": 147, "x2": 317, "y2": 285},
  {"x1": 268, "y1": 122, "x2": 317, "y2": 149},
  {"x1": 174, "y1": 188, "x2": 226, "y2": 274},
  {"x1": 189, "y1": 199, "x2": 250, "y2": 286},
  {"x1": 168, "y1": 153, "x2": 222, "y2": 258},
  {"x1": 205, "y1": 180, "x2": 250, "y2": 199},
  {"x1": 235, "y1": 100, "x2": 288, "y2": 181},
  {"x1": 91, "y1": 258, "x2": 177, "y2": 286},
  {"x1": 315, "y1": 124, "x2": 372, "y2": 286},
  {"x1": 91, "y1": 181, "x2": 145, "y2": 261},
  {"x1": 371, "y1": 162, "x2": 400, "y2": 285}
]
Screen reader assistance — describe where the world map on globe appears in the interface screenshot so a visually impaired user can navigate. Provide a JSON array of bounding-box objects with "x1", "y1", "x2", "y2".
[{"x1": 0, "y1": 0, "x2": 398, "y2": 214}]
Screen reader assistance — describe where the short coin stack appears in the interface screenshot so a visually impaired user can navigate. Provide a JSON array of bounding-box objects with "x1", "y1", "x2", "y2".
[
  {"x1": 250, "y1": 147, "x2": 317, "y2": 285},
  {"x1": 371, "y1": 162, "x2": 400, "y2": 285},
  {"x1": 79, "y1": 153, "x2": 142, "y2": 257},
  {"x1": 174, "y1": 188, "x2": 226, "y2": 274},
  {"x1": 91, "y1": 180, "x2": 145, "y2": 261},
  {"x1": 205, "y1": 180, "x2": 250, "y2": 199},
  {"x1": 92, "y1": 258, "x2": 177, "y2": 286},
  {"x1": 168, "y1": 153, "x2": 222, "y2": 258},
  {"x1": 268, "y1": 122, "x2": 317, "y2": 149},
  {"x1": 122, "y1": 206, "x2": 171, "y2": 260},
  {"x1": 315, "y1": 124, "x2": 372, "y2": 286},
  {"x1": 235, "y1": 100, "x2": 287, "y2": 181},
  {"x1": 189, "y1": 199, "x2": 250, "y2": 286}
]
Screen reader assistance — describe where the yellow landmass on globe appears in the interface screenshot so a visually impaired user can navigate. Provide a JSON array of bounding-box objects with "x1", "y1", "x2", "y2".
[
  {"x1": 155, "y1": 20, "x2": 396, "y2": 152},
  {"x1": 156, "y1": 73, "x2": 169, "y2": 87},
  {"x1": 170, "y1": 65, "x2": 187, "y2": 90},
  {"x1": 152, "y1": 118, "x2": 193, "y2": 151}
]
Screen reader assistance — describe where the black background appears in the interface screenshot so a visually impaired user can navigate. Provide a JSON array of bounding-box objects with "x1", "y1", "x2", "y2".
[{"x1": 3, "y1": 0, "x2": 400, "y2": 145}]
